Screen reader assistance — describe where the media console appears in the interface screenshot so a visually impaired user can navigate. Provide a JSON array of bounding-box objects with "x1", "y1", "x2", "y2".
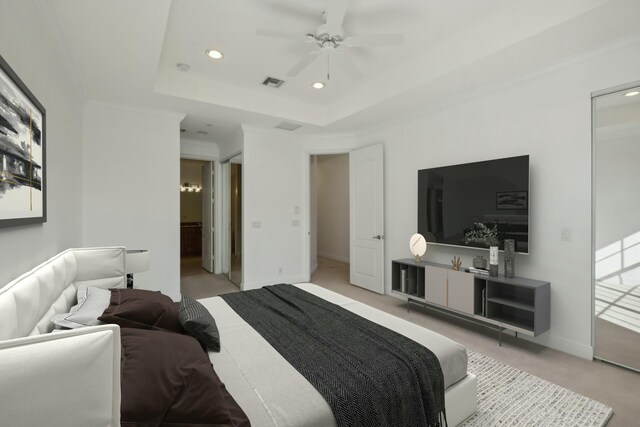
[{"x1": 391, "y1": 258, "x2": 550, "y2": 344}]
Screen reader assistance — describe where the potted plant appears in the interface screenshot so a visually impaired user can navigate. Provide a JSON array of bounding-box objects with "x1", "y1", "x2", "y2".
[
  {"x1": 465, "y1": 223, "x2": 500, "y2": 276},
  {"x1": 464, "y1": 223, "x2": 499, "y2": 247}
]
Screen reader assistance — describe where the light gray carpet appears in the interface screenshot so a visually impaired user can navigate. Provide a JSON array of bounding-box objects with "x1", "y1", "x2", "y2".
[{"x1": 462, "y1": 350, "x2": 613, "y2": 426}]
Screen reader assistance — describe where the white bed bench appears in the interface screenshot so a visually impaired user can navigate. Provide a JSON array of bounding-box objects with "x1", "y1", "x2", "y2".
[{"x1": 0, "y1": 247, "x2": 126, "y2": 427}]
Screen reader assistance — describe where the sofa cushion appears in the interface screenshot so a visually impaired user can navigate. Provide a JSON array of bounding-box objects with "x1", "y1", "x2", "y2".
[{"x1": 51, "y1": 286, "x2": 111, "y2": 329}]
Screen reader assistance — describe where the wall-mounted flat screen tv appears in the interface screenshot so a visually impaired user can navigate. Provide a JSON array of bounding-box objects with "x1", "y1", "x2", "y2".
[{"x1": 418, "y1": 155, "x2": 530, "y2": 254}]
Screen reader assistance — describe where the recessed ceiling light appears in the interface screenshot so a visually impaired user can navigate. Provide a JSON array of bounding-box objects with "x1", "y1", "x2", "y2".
[
  {"x1": 625, "y1": 91, "x2": 639, "y2": 97},
  {"x1": 205, "y1": 49, "x2": 224, "y2": 60},
  {"x1": 312, "y1": 82, "x2": 325, "y2": 90},
  {"x1": 176, "y1": 63, "x2": 190, "y2": 72}
]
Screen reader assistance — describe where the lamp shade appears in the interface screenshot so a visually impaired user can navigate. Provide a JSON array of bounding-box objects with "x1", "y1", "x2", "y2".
[{"x1": 125, "y1": 249, "x2": 149, "y2": 274}]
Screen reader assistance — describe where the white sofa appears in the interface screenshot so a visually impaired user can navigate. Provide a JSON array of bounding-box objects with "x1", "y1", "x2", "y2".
[{"x1": 0, "y1": 247, "x2": 126, "y2": 427}]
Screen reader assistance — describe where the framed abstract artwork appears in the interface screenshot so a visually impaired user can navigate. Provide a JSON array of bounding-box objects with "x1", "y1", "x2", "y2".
[{"x1": 0, "y1": 53, "x2": 46, "y2": 228}]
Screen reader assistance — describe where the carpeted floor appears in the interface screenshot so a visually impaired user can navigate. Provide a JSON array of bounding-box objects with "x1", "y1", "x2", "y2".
[
  {"x1": 181, "y1": 256, "x2": 639, "y2": 426},
  {"x1": 462, "y1": 350, "x2": 612, "y2": 426}
]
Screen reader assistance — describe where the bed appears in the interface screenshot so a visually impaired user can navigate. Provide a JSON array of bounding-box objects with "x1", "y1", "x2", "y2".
[{"x1": 0, "y1": 247, "x2": 477, "y2": 426}]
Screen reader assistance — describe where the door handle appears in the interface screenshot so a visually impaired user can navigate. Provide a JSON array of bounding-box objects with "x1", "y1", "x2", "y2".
[{"x1": 372, "y1": 235, "x2": 384, "y2": 240}]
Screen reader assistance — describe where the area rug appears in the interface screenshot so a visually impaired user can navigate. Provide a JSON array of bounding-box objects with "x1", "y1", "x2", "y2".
[{"x1": 460, "y1": 350, "x2": 613, "y2": 426}]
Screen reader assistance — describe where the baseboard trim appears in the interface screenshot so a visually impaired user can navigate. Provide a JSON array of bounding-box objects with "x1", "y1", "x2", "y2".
[
  {"x1": 519, "y1": 333, "x2": 594, "y2": 360},
  {"x1": 310, "y1": 263, "x2": 318, "y2": 275},
  {"x1": 317, "y1": 252, "x2": 350, "y2": 264}
]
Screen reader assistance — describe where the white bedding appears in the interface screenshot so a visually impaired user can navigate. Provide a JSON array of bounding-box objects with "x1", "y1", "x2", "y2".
[{"x1": 199, "y1": 283, "x2": 471, "y2": 427}]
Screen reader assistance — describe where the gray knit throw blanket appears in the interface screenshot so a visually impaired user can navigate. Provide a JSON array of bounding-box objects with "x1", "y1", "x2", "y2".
[{"x1": 221, "y1": 284, "x2": 447, "y2": 427}]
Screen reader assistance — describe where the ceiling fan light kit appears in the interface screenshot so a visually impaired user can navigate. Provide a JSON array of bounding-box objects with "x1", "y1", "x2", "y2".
[{"x1": 256, "y1": 0, "x2": 404, "y2": 82}]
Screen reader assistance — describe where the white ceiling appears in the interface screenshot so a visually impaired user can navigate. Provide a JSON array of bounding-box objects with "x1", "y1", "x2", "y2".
[{"x1": 49, "y1": 0, "x2": 640, "y2": 145}]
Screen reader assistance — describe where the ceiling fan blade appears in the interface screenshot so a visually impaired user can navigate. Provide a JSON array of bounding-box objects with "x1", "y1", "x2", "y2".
[
  {"x1": 333, "y1": 52, "x2": 361, "y2": 79},
  {"x1": 256, "y1": 28, "x2": 313, "y2": 43},
  {"x1": 324, "y1": 0, "x2": 349, "y2": 33},
  {"x1": 286, "y1": 51, "x2": 321, "y2": 77},
  {"x1": 343, "y1": 33, "x2": 405, "y2": 47}
]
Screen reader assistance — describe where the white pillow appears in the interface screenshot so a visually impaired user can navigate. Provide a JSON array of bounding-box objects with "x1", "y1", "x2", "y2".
[{"x1": 51, "y1": 286, "x2": 111, "y2": 329}]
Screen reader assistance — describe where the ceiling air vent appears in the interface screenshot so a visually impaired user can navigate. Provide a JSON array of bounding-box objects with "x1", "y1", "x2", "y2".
[
  {"x1": 262, "y1": 76, "x2": 285, "y2": 88},
  {"x1": 275, "y1": 122, "x2": 302, "y2": 131}
]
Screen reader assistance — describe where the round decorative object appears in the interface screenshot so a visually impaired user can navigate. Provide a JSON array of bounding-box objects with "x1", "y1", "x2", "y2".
[{"x1": 409, "y1": 233, "x2": 427, "y2": 263}]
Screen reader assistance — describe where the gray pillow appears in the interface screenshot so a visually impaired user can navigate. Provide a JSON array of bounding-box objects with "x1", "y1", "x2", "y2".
[
  {"x1": 178, "y1": 296, "x2": 220, "y2": 352},
  {"x1": 51, "y1": 286, "x2": 111, "y2": 329}
]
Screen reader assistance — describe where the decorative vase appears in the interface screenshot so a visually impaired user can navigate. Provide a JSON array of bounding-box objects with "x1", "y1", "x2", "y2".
[
  {"x1": 504, "y1": 239, "x2": 515, "y2": 278},
  {"x1": 473, "y1": 255, "x2": 487, "y2": 269},
  {"x1": 489, "y1": 246, "x2": 499, "y2": 277}
]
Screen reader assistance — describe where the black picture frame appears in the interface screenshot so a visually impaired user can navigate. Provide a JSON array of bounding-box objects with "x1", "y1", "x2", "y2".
[
  {"x1": 496, "y1": 191, "x2": 528, "y2": 210},
  {"x1": 0, "y1": 53, "x2": 47, "y2": 228}
]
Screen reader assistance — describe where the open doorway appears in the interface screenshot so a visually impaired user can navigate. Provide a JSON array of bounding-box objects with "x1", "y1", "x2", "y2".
[
  {"x1": 180, "y1": 159, "x2": 208, "y2": 273},
  {"x1": 310, "y1": 154, "x2": 350, "y2": 284}
]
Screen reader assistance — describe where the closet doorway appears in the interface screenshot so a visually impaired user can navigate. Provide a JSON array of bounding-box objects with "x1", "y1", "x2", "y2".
[
  {"x1": 592, "y1": 81, "x2": 640, "y2": 372},
  {"x1": 179, "y1": 159, "x2": 210, "y2": 271},
  {"x1": 310, "y1": 154, "x2": 350, "y2": 284}
]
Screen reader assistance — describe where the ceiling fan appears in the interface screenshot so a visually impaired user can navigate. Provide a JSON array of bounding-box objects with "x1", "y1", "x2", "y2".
[{"x1": 256, "y1": 0, "x2": 404, "y2": 80}]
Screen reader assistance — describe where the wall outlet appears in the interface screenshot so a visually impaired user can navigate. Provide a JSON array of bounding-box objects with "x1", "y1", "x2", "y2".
[
  {"x1": 252, "y1": 221, "x2": 261, "y2": 228},
  {"x1": 278, "y1": 267, "x2": 283, "y2": 275},
  {"x1": 294, "y1": 205, "x2": 300, "y2": 215},
  {"x1": 561, "y1": 228, "x2": 571, "y2": 242}
]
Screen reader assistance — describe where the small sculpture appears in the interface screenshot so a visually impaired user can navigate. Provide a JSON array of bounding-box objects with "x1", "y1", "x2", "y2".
[
  {"x1": 451, "y1": 256, "x2": 462, "y2": 271},
  {"x1": 409, "y1": 233, "x2": 427, "y2": 263}
]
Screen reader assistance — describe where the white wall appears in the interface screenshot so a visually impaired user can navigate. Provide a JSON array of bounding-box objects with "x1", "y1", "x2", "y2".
[
  {"x1": 0, "y1": 0, "x2": 84, "y2": 286},
  {"x1": 316, "y1": 154, "x2": 350, "y2": 263},
  {"x1": 82, "y1": 102, "x2": 183, "y2": 300},
  {"x1": 241, "y1": 129, "x2": 308, "y2": 289},
  {"x1": 239, "y1": 128, "x2": 360, "y2": 289},
  {"x1": 356, "y1": 39, "x2": 640, "y2": 358},
  {"x1": 239, "y1": 128, "x2": 361, "y2": 289},
  {"x1": 180, "y1": 193, "x2": 202, "y2": 222},
  {"x1": 180, "y1": 138, "x2": 219, "y2": 161},
  {"x1": 219, "y1": 127, "x2": 243, "y2": 161},
  {"x1": 239, "y1": 38, "x2": 640, "y2": 359}
]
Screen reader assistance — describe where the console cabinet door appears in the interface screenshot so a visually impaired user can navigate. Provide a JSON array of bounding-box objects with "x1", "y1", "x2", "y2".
[
  {"x1": 448, "y1": 270, "x2": 475, "y2": 314},
  {"x1": 425, "y1": 266, "x2": 447, "y2": 307}
]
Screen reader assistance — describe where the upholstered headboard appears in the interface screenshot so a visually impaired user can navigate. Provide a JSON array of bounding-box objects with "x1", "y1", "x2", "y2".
[
  {"x1": 0, "y1": 247, "x2": 126, "y2": 427},
  {"x1": 0, "y1": 246, "x2": 126, "y2": 340}
]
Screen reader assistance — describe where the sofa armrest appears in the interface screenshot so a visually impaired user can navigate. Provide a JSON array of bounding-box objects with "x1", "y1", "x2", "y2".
[{"x1": 0, "y1": 325, "x2": 121, "y2": 427}]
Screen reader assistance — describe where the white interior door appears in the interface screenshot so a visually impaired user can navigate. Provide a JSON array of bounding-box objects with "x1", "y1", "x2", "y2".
[
  {"x1": 350, "y1": 143, "x2": 384, "y2": 293},
  {"x1": 201, "y1": 162, "x2": 214, "y2": 272}
]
